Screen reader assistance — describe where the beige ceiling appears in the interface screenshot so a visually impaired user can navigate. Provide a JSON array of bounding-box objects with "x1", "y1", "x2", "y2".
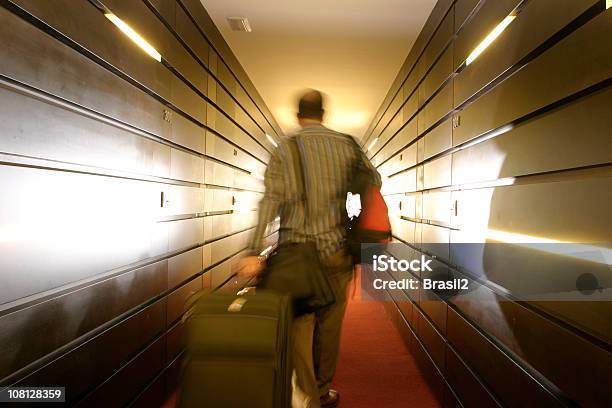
[{"x1": 202, "y1": 0, "x2": 436, "y2": 139}]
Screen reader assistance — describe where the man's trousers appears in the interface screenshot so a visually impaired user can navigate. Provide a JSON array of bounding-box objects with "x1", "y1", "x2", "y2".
[{"x1": 313, "y1": 251, "x2": 354, "y2": 398}]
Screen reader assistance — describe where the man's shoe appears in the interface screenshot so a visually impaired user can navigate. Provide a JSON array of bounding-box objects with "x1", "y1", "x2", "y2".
[{"x1": 320, "y1": 389, "x2": 340, "y2": 408}]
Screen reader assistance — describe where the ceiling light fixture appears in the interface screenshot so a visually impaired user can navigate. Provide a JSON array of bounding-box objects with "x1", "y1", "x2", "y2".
[
  {"x1": 465, "y1": 12, "x2": 517, "y2": 66},
  {"x1": 227, "y1": 17, "x2": 252, "y2": 32},
  {"x1": 105, "y1": 13, "x2": 162, "y2": 62},
  {"x1": 266, "y1": 134, "x2": 278, "y2": 148}
]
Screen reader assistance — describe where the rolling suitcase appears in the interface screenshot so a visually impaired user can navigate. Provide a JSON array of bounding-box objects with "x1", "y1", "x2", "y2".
[{"x1": 178, "y1": 289, "x2": 292, "y2": 408}]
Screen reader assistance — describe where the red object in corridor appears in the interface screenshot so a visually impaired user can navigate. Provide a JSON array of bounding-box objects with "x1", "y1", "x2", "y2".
[{"x1": 358, "y1": 186, "x2": 391, "y2": 235}]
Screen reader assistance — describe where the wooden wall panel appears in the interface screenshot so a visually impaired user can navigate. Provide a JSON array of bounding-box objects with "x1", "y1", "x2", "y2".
[
  {"x1": 414, "y1": 309, "x2": 446, "y2": 371},
  {"x1": 0, "y1": 0, "x2": 281, "y2": 404},
  {"x1": 168, "y1": 217, "x2": 204, "y2": 251},
  {"x1": 75, "y1": 336, "x2": 166, "y2": 408},
  {"x1": 454, "y1": 11, "x2": 612, "y2": 146},
  {"x1": 105, "y1": 0, "x2": 207, "y2": 94},
  {"x1": 454, "y1": 0, "x2": 481, "y2": 31},
  {"x1": 0, "y1": 7, "x2": 170, "y2": 142},
  {"x1": 403, "y1": 92, "x2": 420, "y2": 127},
  {"x1": 168, "y1": 247, "x2": 203, "y2": 290},
  {"x1": 174, "y1": 3, "x2": 208, "y2": 63},
  {"x1": 149, "y1": 0, "x2": 176, "y2": 28},
  {"x1": 171, "y1": 112, "x2": 206, "y2": 154},
  {"x1": 0, "y1": 167, "x2": 169, "y2": 304},
  {"x1": 423, "y1": 155, "x2": 452, "y2": 189},
  {"x1": 419, "y1": 7, "x2": 454, "y2": 77},
  {"x1": 11, "y1": 0, "x2": 173, "y2": 98},
  {"x1": 179, "y1": 0, "x2": 280, "y2": 151},
  {"x1": 454, "y1": 0, "x2": 597, "y2": 106},
  {"x1": 166, "y1": 276, "x2": 202, "y2": 326},
  {"x1": 25, "y1": 302, "x2": 165, "y2": 405},
  {"x1": 423, "y1": 119, "x2": 452, "y2": 160},
  {"x1": 423, "y1": 191, "x2": 452, "y2": 225},
  {"x1": 165, "y1": 185, "x2": 205, "y2": 216},
  {"x1": 366, "y1": 0, "x2": 612, "y2": 405},
  {"x1": 131, "y1": 372, "x2": 167, "y2": 408},
  {"x1": 0, "y1": 83, "x2": 171, "y2": 179},
  {"x1": 452, "y1": 85, "x2": 612, "y2": 184},
  {"x1": 419, "y1": 46, "x2": 454, "y2": 107},
  {"x1": 170, "y1": 148, "x2": 204, "y2": 183},
  {"x1": 455, "y1": 177, "x2": 612, "y2": 243},
  {"x1": 166, "y1": 321, "x2": 185, "y2": 364},
  {"x1": 446, "y1": 307, "x2": 565, "y2": 407},
  {"x1": 445, "y1": 347, "x2": 501, "y2": 408},
  {"x1": 0, "y1": 264, "x2": 167, "y2": 383},
  {"x1": 453, "y1": 0, "x2": 520, "y2": 68},
  {"x1": 361, "y1": 0, "x2": 454, "y2": 150},
  {"x1": 418, "y1": 82, "x2": 453, "y2": 135}
]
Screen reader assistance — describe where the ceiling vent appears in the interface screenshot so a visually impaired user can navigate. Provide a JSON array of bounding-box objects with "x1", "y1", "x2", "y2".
[{"x1": 227, "y1": 17, "x2": 252, "y2": 32}]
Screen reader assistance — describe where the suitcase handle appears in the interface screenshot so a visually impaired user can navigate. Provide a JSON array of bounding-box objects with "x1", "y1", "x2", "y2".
[{"x1": 237, "y1": 286, "x2": 257, "y2": 296}]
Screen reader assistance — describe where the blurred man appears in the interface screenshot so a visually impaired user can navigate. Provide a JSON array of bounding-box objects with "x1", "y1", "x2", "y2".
[{"x1": 239, "y1": 89, "x2": 381, "y2": 408}]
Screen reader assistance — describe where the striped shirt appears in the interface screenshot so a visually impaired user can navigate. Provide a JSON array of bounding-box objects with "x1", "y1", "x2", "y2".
[{"x1": 249, "y1": 124, "x2": 381, "y2": 259}]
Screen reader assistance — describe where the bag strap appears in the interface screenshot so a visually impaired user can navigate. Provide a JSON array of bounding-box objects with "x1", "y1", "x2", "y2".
[{"x1": 289, "y1": 135, "x2": 309, "y2": 233}]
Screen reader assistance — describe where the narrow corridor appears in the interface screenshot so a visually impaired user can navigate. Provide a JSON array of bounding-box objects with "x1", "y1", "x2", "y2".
[{"x1": 1, "y1": 0, "x2": 610, "y2": 406}]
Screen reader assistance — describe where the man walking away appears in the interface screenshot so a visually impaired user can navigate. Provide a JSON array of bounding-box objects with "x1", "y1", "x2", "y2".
[{"x1": 238, "y1": 89, "x2": 381, "y2": 408}]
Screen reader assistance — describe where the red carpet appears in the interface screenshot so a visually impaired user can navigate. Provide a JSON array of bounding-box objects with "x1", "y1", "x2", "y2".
[{"x1": 332, "y1": 275, "x2": 440, "y2": 407}]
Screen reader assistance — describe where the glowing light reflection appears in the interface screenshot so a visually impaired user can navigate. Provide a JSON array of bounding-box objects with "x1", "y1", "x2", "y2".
[
  {"x1": 486, "y1": 229, "x2": 612, "y2": 265},
  {"x1": 466, "y1": 15, "x2": 516, "y2": 66},
  {"x1": 105, "y1": 13, "x2": 162, "y2": 62},
  {"x1": 367, "y1": 137, "x2": 379, "y2": 152},
  {"x1": 266, "y1": 134, "x2": 278, "y2": 148}
]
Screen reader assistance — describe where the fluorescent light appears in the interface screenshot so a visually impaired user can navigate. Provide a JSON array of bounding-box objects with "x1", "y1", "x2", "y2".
[
  {"x1": 266, "y1": 134, "x2": 278, "y2": 148},
  {"x1": 458, "y1": 124, "x2": 514, "y2": 151},
  {"x1": 105, "y1": 13, "x2": 162, "y2": 62},
  {"x1": 608, "y1": 0, "x2": 612, "y2": 9},
  {"x1": 367, "y1": 137, "x2": 379, "y2": 152},
  {"x1": 466, "y1": 14, "x2": 516, "y2": 66}
]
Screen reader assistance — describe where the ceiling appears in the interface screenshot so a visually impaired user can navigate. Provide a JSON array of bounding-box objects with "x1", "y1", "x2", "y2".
[{"x1": 202, "y1": 0, "x2": 436, "y2": 139}]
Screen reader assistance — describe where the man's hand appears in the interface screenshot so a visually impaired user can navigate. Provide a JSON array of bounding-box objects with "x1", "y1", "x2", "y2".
[{"x1": 236, "y1": 256, "x2": 265, "y2": 279}]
